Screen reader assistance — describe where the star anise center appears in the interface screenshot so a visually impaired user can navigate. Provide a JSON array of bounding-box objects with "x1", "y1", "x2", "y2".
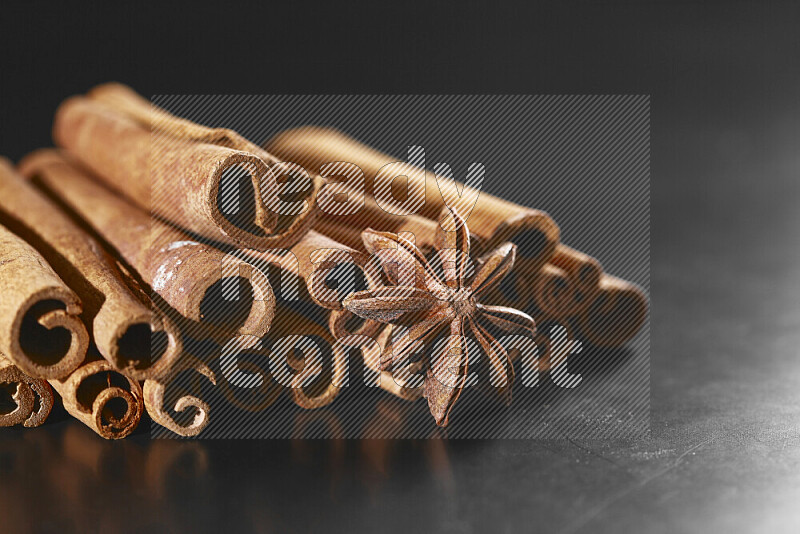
[
  {"x1": 450, "y1": 288, "x2": 476, "y2": 317},
  {"x1": 341, "y1": 207, "x2": 537, "y2": 426}
]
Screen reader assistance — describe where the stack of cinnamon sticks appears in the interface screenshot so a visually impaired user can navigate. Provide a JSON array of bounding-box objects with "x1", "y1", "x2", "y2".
[
  {"x1": 266, "y1": 128, "x2": 648, "y2": 361},
  {"x1": 0, "y1": 84, "x2": 647, "y2": 437}
]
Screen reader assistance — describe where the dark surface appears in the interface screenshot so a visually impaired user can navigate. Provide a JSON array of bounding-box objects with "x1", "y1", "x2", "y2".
[{"x1": 1, "y1": 2, "x2": 799, "y2": 533}]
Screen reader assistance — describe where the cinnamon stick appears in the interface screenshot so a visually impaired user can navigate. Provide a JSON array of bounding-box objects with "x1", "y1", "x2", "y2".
[
  {"x1": 240, "y1": 230, "x2": 384, "y2": 339},
  {"x1": 1, "y1": 157, "x2": 181, "y2": 380},
  {"x1": 526, "y1": 263, "x2": 581, "y2": 318},
  {"x1": 0, "y1": 354, "x2": 54, "y2": 428},
  {"x1": 53, "y1": 86, "x2": 319, "y2": 250},
  {"x1": 0, "y1": 221, "x2": 88, "y2": 379},
  {"x1": 50, "y1": 356, "x2": 144, "y2": 439},
  {"x1": 314, "y1": 206, "x2": 486, "y2": 259},
  {"x1": 576, "y1": 274, "x2": 648, "y2": 348},
  {"x1": 485, "y1": 254, "x2": 597, "y2": 317},
  {"x1": 143, "y1": 356, "x2": 216, "y2": 437},
  {"x1": 267, "y1": 305, "x2": 349, "y2": 410},
  {"x1": 328, "y1": 308, "x2": 381, "y2": 341},
  {"x1": 19, "y1": 150, "x2": 276, "y2": 340},
  {"x1": 550, "y1": 244, "x2": 602, "y2": 292},
  {"x1": 265, "y1": 126, "x2": 560, "y2": 268},
  {"x1": 281, "y1": 231, "x2": 380, "y2": 311},
  {"x1": 218, "y1": 304, "x2": 349, "y2": 411}
]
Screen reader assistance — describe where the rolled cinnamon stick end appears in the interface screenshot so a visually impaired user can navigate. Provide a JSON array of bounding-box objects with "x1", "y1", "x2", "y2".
[
  {"x1": 0, "y1": 354, "x2": 54, "y2": 428},
  {"x1": 526, "y1": 263, "x2": 578, "y2": 317},
  {"x1": 53, "y1": 90, "x2": 319, "y2": 251},
  {"x1": 550, "y1": 244, "x2": 602, "y2": 292},
  {"x1": 20, "y1": 150, "x2": 276, "y2": 340},
  {"x1": 290, "y1": 230, "x2": 383, "y2": 311},
  {"x1": 143, "y1": 356, "x2": 216, "y2": 437},
  {"x1": 6, "y1": 156, "x2": 182, "y2": 380},
  {"x1": 265, "y1": 305, "x2": 349, "y2": 410},
  {"x1": 265, "y1": 126, "x2": 560, "y2": 266},
  {"x1": 241, "y1": 230, "x2": 384, "y2": 338},
  {"x1": 0, "y1": 222, "x2": 88, "y2": 380},
  {"x1": 577, "y1": 274, "x2": 648, "y2": 348},
  {"x1": 50, "y1": 358, "x2": 144, "y2": 439}
]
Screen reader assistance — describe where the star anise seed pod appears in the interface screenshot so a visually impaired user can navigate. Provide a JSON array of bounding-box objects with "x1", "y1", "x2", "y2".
[{"x1": 342, "y1": 207, "x2": 536, "y2": 426}]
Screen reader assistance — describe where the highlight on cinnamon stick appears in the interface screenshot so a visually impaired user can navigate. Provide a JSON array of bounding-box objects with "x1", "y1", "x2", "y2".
[
  {"x1": 0, "y1": 354, "x2": 54, "y2": 428},
  {"x1": 50, "y1": 357, "x2": 144, "y2": 439},
  {"x1": 53, "y1": 85, "x2": 320, "y2": 251},
  {"x1": 2, "y1": 157, "x2": 181, "y2": 380},
  {"x1": 19, "y1": 150, "x2": 276, "y2": 340},
  {"x1": 143, "y1": 356, "x2": 216, "y2": 437},
  {"x1": 265, "y1": 126, "x2": 560, "y2": 268},
  {"x1": 0, "y1": 221, "x2": 88, "y2": 380},
  {"x1": 576, "y1": 274, "x2": 648, "y2": 348}
]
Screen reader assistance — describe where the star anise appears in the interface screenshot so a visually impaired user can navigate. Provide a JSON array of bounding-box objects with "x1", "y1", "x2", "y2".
[{"x1": 342, "y1": 207, "x2": 536, "y2": 426}]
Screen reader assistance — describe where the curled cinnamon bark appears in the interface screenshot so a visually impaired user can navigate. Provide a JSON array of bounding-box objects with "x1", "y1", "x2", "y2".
[
  {"x1": 267, "y1": 305, "x2": 349, "y2": 410},
  {"x1": 20, "y1": 150, "x2": 275, "y2": 340},
  {"x1": 328, "y1": 308, "x2": 379, "y2": 340},
  {"x1": 266, "y1": 126, "x2": 559, "y2": 267},
  {"x1": 143, "y1": 356, "x2": 216, "y2": 437},
  {"x1": 0, "y1": 354, "x2": 54, "y2": 427},
  {"x1": 53, "y1": 85, "x2": 319, "y2": 250},
  {"x1": 241, "y1": 230, "x2": 383, "y2": 339},
  {"x1": 528, "y1": 264, "x2": 580, "y2": 318},
  {"x1": 218, "y1": 305, "x2": 349, "y2": 411},
  {"x1": 577, "y1": 274, "x2": 648, "y2": 348},
  {"x1": 0, "y1": 221, "x2": 88, "y2": 379},
  {"x1": 286, "y1": 231, "x2": 383, "y2": 312},
  {"x1": 485, "y1": 254, "x2": 597, "y2": 317},
  {"x1": 50, "y1": 358, "x2": 144, "y2": 439},
  {"x1": 550, "y1": 244, "x2": 602, "y2": 292},
  {"x1": 4, "y1": 157, "x2": 181, "y2": 380}
]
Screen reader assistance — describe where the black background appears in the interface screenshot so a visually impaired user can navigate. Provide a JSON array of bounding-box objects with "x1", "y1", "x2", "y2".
[{"x1": 1, "y1": 2, "x2": 799, "y2": 533}]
